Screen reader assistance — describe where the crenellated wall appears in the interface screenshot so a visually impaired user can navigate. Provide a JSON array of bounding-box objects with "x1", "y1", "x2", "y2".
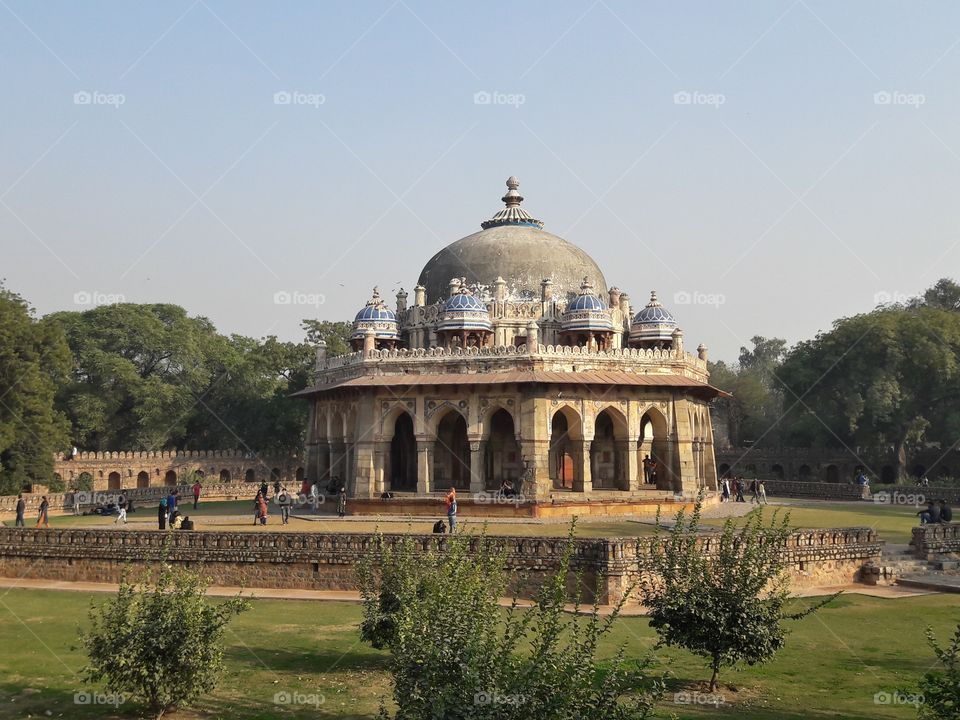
[{"x1": 0, "y1": 526, "x2": 882, "y2": 602}]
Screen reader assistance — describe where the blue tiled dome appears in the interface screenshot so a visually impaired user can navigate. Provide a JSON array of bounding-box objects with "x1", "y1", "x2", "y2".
[
  {"x1": 351, "y1": 288, "x2": 399, "y2": 341},
  {"x1": 354, "y1": 304, "x2": 397, "y2": 322},
  {"x1": 629, "y1": 291, "x2": 677, "y2": 346},
  {"x1": 562, "y1": 278, "x2": 613, "y2": 332},
  {"x1": 443, "y1": 292, "x2": 487, "y2": 312}
]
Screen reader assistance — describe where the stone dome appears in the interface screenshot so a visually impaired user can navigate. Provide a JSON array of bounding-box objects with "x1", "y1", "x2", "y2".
[
  {"x1": 351, "y1": 287, "x2": 399, "y2": 341},
  {"x1": 437, "y1": 288, "x2": 492, "y2": 332},
  {"x1": 417, "y1": 177, "x2": 607, "y2": 304}
]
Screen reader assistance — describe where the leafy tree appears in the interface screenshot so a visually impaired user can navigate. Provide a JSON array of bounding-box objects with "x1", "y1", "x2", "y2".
[
  {"x1": 778, "y1": 305, "x2": 960, "y2": 480},
  {"x1": 0, "y1": 283, "x2": 71, "y2": 494},
  {"x1": 918, "y1": 624, "x2": 960, "y2": 720},
  {"x1": 79, "y1": 559, "x2": 249, "y2": 719},
  {"x1": 70, "y1": 471, "x2": 94, "y2": 492},
  {"x1": 301, "y1": 319, "x2": 352, "y2": 356},
  {"x1": 638, "y1": 500, "x2": 835, "y2": 691},
  {"x1": 357, "y1": 530, "x2": 660, "y2": 720},
  {"x1": 911, "y1": 278, "x2": 960, "y2": 312}
]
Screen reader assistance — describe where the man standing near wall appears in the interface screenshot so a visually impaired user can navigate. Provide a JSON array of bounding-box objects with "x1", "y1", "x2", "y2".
[
  {"x1": 446, "y1": 487, "x2": 457, "y2": 532},
  {"x1": 15, "y1": 494, "x2": 25, "y2": 527},
  {"x1": 192, "y1": 480, "x2": 202, "y2": 509}
]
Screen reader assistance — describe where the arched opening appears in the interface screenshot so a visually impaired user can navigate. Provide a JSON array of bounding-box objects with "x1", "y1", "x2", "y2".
[
  {"x1": 164, "y1": 470, "x2": 177, "y2": 485},
  {"x1": 798, "y1": 464, "x2": 811, "y2": 480},
  {"x1": 329, "y1": 412, "x2": 347, "y2": 489},
  {"x1": 484, "y1": 409, "x2": 521, "y2": 491},
  {"x1": 220, "y1": 469, "x2": 231, "y2": 483},
  {"x1": 549, "y1": 407, "x2": 582, "y2": 490},
  {"x1": 74, "y1": 472, "x2": 94, "y2": 491},
  {"x1": 244, "y1": 468, "x2": 256, "y2": 483},
  {"x1": 770, "y1": 464, "x2": 784, "y2": 480},
  {"x1": 136, "y1": 471, "x2": 150, "y2": 488},
  {"x1": 270, "y1": 468, "x2": 281, "y2": 483},
  {"x1": 108, "y1": 472, "x2": 122, "y2": 490},
  {"x1": 638, "y1": 408, "x2": 675, "y2": 490},
  {"x1": 389, "y1": 412, "x2": 418, "y2": 492},
  {"x1": 434, "y1": 410, "x2": 471, "y2": 490},
  {"x1": 880, "y1": 465, "x2": 895, "y2": 483},
  {"x1": 825, "y1": 465, "x2": 840, "y2": 483},
  {"x1": 591, "y1": 409, "x2": 628, "y2": 490},
  {"x1": 745, "y1": 463, "x2": 757, "y2": 478},
  {"x1": 295, "y1": 467, "x2": 305, "y2": 482},
  {"x1": 718, "y1": 463, "x2": 731, "y2": 478}
]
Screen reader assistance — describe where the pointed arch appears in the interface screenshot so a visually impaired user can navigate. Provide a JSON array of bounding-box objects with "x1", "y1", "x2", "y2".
[
  {"x1": 550, "y1": 405, "x2": 583, "y2": 490},
  {"x1": 484, "y1": 408, "x2": 522, "y2": 491},
  {"x1": 434, "y1": 408, "x2": 470, "y2": 490},
  {"x1": 591, "y1": 407, "x2": 629, "y2": 490}
]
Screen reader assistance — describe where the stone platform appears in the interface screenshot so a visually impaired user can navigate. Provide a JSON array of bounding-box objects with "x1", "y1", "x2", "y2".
[{"x1": 342, "y1": 488, "x2": 712, "y2": 519}]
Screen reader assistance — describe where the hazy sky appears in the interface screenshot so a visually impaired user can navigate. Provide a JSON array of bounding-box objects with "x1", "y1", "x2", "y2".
[{"x1": 2, "y1": 1, "x2": 959, "y2": 361}]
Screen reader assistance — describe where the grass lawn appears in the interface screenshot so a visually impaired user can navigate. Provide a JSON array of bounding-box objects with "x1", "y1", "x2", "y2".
[
  {"x1": 700, "y1": 499, "x2": 923, "y2": 544},
  {"x1": 0, "y1": 587, "x2": 955, "y2": 719}
]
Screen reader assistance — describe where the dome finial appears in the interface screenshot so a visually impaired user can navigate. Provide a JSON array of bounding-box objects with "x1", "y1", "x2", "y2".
[
  {"x1": 502, "y1": 176, "x2": 523, "y2": 207},
  {"x1": 481, "y1": 176, "x2": 543, "y2": 229}
]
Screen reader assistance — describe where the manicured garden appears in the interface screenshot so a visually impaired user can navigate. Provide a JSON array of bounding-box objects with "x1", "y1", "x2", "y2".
[{"x1": 0, "y1": 587, "x2": 954, "y2": 719}]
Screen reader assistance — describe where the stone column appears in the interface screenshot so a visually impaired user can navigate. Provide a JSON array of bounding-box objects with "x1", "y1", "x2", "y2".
[
  {"x1": 373, "y1": 442, "x2": 388, "y2": 495},
  {"x1": 623, "y1": 438, "x2": 639, "y2": 491},
  {"x1": 352, "y1": 441, "x2": 375, "y2": 498},
  {"x1": 469, "y1": 440, "x2": 485, "y2": 493},
  {"x1": 579, "y1": 441, "x2": 594, "y2": 493},
  {"x1": 416, "y1": 440, "x2": 433, "y2": 494},
  {"x1": 671, "y1": 399, "x2": 699, "y2": 494}
]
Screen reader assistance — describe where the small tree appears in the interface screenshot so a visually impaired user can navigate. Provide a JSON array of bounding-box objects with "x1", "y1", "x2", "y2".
[
  {"x1": 358, "y1": 530, "x2": 660, "y2": 719},
  {"x1": 918, "y1": 624, "x2": 960, "y2": 719},
  {"x1": 79, "y1": 559, "x2": 249, "y2": 718},
  {"x1": 638, "y1": 500, "x2": 835, "y2": 691}
]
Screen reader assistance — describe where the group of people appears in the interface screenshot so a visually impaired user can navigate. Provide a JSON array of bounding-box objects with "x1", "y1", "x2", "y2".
[
  {"x1": 641, "y1": 455, "x2": 659, "y2": 485},
  {"x1": 720, "y1": 476, "x2": 768, "y2": 504},
  {"x1": 431, "y1": 486, "x2": 459, "y2": 534},
  {"x1": 14, "y1": 494, "x2": 48, "y2": 528},
  {"x1": 918, "y1": 499, "x2": 953, "y2": 525},
  {"x1": 252, "y1": 480, "x2": 348, "y2": 526},
  {"x1": 157, "y1": 490, "x2": 193, "y2": 530}
]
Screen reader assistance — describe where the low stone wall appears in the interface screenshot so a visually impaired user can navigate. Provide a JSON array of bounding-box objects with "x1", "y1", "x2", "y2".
[
  {"x1": 761, "y1": 480, "x2": 868, "y2": 500},
  {"x1": 911, "y1": 523, "x2": 960, "y2": 558},
  {"x1": 0, "y1": 483, "x2": 258, "y2": 518},
  {"x1": 0, "y1": 526, "x2": 882, "y2": 603}
]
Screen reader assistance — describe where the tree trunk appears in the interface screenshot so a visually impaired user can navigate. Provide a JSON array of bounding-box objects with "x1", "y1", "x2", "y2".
[
  {"x1": 709, "y1": 661, "x2": 720, "y2": 692},
  {"x1": 894, "y1": 432, "x2": 908, "y2": 483}
]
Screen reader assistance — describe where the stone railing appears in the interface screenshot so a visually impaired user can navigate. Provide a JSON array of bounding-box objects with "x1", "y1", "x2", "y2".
[
  {"x1": 911, "y1": 522, "x2": 960, "y2": 558},
  {"x1": 55, "y1": 449, "x2": 299, "y2": 461},
  {"x1": 318, "y1": 344, "x2": 707, "y2": 372},
  {"x1": 0, "y1": 525, "x2": 883, "y2": 601}
]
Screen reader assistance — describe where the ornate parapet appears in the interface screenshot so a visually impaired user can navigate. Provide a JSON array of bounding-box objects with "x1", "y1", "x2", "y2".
[{"x1": 911, "y1": 522, "x2": 960, "y2": 558}]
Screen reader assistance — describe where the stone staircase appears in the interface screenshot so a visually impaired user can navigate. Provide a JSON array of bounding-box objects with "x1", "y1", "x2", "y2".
[{"x1": 871, "y1": 543, "x2": 960, "y2": 593}]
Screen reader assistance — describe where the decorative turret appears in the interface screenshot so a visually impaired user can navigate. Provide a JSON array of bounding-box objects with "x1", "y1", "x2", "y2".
[
  {"x1": 414, "y1": 284, "x2": 426, "y2": 307},
  {"x1": 350, "y1": 287, "x2": 400, "y2": 351},
  {"x1": 560, "y1": 277, "x2": 614, "y2": 350},
  {"x1": 436, "y1": 285, "x2": 493, "y2": 349},
  {"x1": 396, "y1": 288, "x2": 407, "y2": 313},
  {"x1": 698, "y1": 343, "x2": 709, "y2": 362},
  {"x1": 628, "y1": 290, "x2": 678, "y2": 350}
]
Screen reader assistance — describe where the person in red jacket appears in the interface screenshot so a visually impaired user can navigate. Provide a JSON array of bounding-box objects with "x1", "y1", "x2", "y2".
[{"x1": 192, "y1": 480, "x2": 202, "y2": 509}]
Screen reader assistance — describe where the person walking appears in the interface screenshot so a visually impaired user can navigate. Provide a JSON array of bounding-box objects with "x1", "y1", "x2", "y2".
[
  {"x1": 735, "y1": 476, "x2": 746, "y2": 503},
  {"x1": 166, "y1": 490, "x2": 178, "y2": 519},
  {"x1": 445, "y1": 486, "x2": 457, "y2": 532},
  {"x1": 721, "y1": 478, "x2": 730, "y2": 502},
  {"x1": 192, "y1": 479, "x2": 202, "y2": 509},
  {"x1": 36, "y1": 496, "x2": 49, "y2": 528},
  {"x1": 72, "y1": 491, "x2": 81, "y2": 516},
  {"x1": 758, "y1": 479, "x2": 768, "y2": 504},
  {"x1": 15, "y1": 494, "x2": 26, "y2": 527},
  {"x1": 257, "y1": 492, "x2": 269, "y2": 525},
  {"x1": 158, "y1": 497, "x2": 167, "y2": 530},
  {"x1": 337, "y1": 487, "x2": 347, "y2": 518},
  {"x1": 278, "y1": 486, "x2": 292, "y2": 525},
  {"x1": 259, "y1": 481, "x2": 269, "y2": 501},
  {"x1": 115, "y1": 504, "x2": 127, "y2": 524}
]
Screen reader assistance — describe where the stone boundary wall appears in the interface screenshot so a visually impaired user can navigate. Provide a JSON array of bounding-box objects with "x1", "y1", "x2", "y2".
[
  {"x1": 761, "y1": 480, "x2": 869, "y2": 500},
  {"x1": 0, "y1": 526, "x2": 881, "y2": 603},
  {"x1": 51, "y1": 451, "x2": 304, "y2": 493},
  {"x1": 0, "y1": 483, "x2": 257, "y2": 517},
  {"x1": 911, "y1": 523, "x2": 960, "y2": 558}
]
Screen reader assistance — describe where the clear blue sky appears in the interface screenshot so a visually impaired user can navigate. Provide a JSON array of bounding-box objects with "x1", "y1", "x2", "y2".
[{"x1": 3, "y1": 1, "x2": 959, "y2": 361}]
